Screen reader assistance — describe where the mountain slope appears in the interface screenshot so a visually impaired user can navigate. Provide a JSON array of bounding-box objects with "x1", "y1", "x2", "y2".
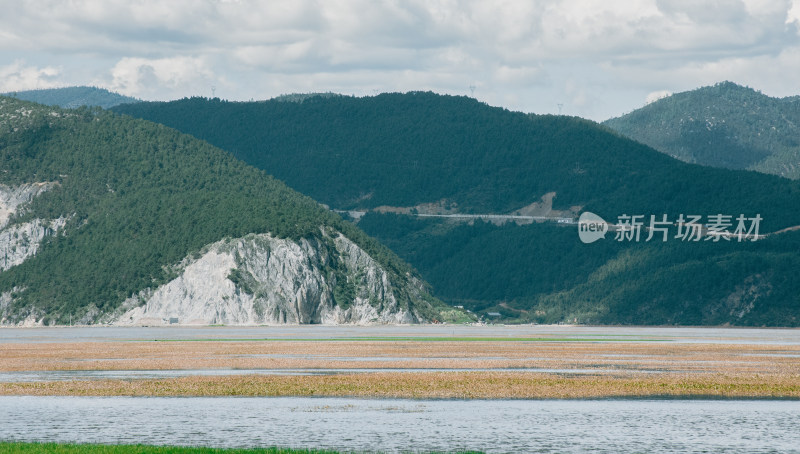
[
  {"x1": 604, "y1": 82, "x2": 800, "y2": 179},
  {"x1": 114, "y1": 93, "x2": 800, "y2": 230},
  {"x1": 360, "y1": 213, "x2": 800, "y2": 325},
  {"x1": 3, "y1": 86, "x2": 140, "y2": 109},
  {"x1": 0, "y1": 96, "x2": 452, "y2": 325},
  {"x1": 114, "y1": 93, "x2": 800, "y2": 326}
]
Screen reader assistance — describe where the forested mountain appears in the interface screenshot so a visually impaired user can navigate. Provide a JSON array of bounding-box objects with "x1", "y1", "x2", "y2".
[
  {"x1": 114, "y1": 93, "x2": 800, "y2": 227},
  {"x1": 359, "y1": 214, "x2": 800, "y2": 326},
  {"x1": 0, "y1": 96, "x2": 453, "y2": 325},
  {"x1": 604, "y1": 82, "x2": 800, "y2": 179},
  {"x1": 3, "y1": 86, "x2": 140, "y2": 109},
  {"x1": 114, "y1": 93, "x2": 800, "y2": 326}
]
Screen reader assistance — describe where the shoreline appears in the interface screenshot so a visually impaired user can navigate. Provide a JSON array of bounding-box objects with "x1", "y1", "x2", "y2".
[{"x1": 3, "y1": 323, "x2": 800, "y2": 329}]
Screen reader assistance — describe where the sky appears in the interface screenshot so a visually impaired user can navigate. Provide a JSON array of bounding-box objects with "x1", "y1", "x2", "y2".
[{"x1": 1, "y1": 0, "x2": 800, "y2": 121}]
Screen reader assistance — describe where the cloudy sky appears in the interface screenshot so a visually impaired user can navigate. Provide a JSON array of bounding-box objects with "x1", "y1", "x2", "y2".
[{"x1": 2, "y1": 0, "x2": 799, "y2": 120}]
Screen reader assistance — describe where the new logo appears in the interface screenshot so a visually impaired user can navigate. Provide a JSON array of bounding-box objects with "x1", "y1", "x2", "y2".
[{"x1": 578, "y1": 212, "x2": 608, "y2": 244}]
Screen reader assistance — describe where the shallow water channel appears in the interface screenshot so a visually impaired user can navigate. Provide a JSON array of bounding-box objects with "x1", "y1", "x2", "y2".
[
  {"x1": 1, "y1": 396, "x2": 798, "y2": 453},
  {"x1": 2, "y1": 325, "x2": 800, "y2": 344}
]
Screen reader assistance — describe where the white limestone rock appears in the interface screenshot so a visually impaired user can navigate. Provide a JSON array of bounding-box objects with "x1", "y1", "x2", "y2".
[
  {"x1": 0, "y1": 217, "x2": 67, "y2": 271},
  {"x1": 114, "y1": 229, "x2": 426, "y2": 326},
  {"x1": 0, "y1": 182, "x2": 58, "y2": 228}
]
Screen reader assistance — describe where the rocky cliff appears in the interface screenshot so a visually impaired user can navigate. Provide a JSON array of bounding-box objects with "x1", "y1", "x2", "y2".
[
  {"x1": 0, "y1": 96, "x2": 458, "y2": 326},
  {"x1": 0, "y1": 183, "x2": 66, "y2": 271},
  {"x1": 0, "y1": 217, "x2": 67, "y2": 271},
  {"x1": 112, "y1": 229, "x2": 429, "y2": 325},
  {"x1": 0, "y1": 182, "x2": 57, "y2": 228}
]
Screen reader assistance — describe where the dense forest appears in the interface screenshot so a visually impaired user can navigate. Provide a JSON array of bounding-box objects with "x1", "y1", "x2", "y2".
[
  {"x1": 359, "y1": 213, "x2": 800, "y2": 325},
  {"x1": 114, "y1": 92, "x2": 800, "y2": 325},
  {"x1": 115, "y1": 92, "x2": 800, "y2": 232},
  {"x1": 604, "y1": 81, "x2": 800, "y2": 179},
  {"x1": 0, "y1": 96, "x2": 445, "y2": 324},
  {"x1": 3, "y1": 86, "x2": 140, "y2": 109}
]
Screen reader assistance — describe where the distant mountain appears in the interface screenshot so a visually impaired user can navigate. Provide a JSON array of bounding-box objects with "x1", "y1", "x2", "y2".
[
  {"x1": 604, "y1": 82, "x2": 800, "y2": 179},
  {"x1": 0, "y1": 96, "x2": 454, "y2": 326},
  {"x1": 113, "y1": 93, "x2": 800, "y2": 326},
  {"x1": 271, "y1": 92, "x2": 344, "y2": 103},
  {"x1": 3, "y1": 86, "x2": 140, "y2": 109}
]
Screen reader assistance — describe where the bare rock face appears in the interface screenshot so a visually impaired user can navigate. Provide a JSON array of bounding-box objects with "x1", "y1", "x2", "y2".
[
  {"x1": 113, "y1": 229, "x2": 426, "y2": 325},
  {"x1": 0, "y1": 217, "x2": 67, "y2": 271},
  {"x1": 0, "y1": 182, "x2": 58, "y2": 229},
  {"x1": 0, "y1": 183, "x2": 64, "y2": 325},
  {"x1": 0, "y1": 183, "x2": 65, "y2": 272},
  {"x1": 0, "y1": 291, "x2": 11, "y2": 323},
  {"x1": 0, "y1": 288, "x2": 43, "y2": 326}
]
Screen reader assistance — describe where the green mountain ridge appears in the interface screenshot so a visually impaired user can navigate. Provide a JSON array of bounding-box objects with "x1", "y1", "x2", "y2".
[
  {"x1": 0, "y1": 96, "x2": 450, "y2": 325},
  {"x1": 2, "y1": 86, "x2": 140, "y2": 110},
  {"x1": 114, "y1": 93, "x2": 800, "y2": 228},
  {"x1": 604, "y1": 81, "x2": 800, "y2": 179},
  {"x1": 113, "y1": 93, "x2": 800, "y2": 326}
]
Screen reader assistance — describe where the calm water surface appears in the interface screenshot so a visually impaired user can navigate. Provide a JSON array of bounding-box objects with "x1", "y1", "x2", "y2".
[
  {"x1": 1, "y1": 396, "x2": 798, "y2": 453},
  {"x1": 0, "y1": 366, "x2": 662, "y2": 382},
  {"x1": 1, "y1": 325, "x2": 799, "y2": 344}
]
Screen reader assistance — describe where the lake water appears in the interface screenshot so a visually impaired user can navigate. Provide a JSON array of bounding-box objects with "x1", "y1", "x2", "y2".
[
  {"x1": 0, "y1": 366, "x2": 659, "y2": 382},
  {"x1": 2, "y1": 325, "x2": 800, "y2": 344},
  {"x1": 1, "y1": 396, "x2": 798, "y2": 453},
  {"x1": 2, "y1": 326, "x2": 799, "y2": 452}
]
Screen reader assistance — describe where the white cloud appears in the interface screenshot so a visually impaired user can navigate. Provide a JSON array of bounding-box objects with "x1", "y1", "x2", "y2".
[
  {"x1": 0, "y1": 61, "x2": 61, "y2": 92},
  {"x1": 104, "y1": 56, "x2": 216, "y2": 100},
  {"x1": 493, "y1": 65, "x2": 546, "y2": 87},
  {"x1": 646, "y1": 90, "x2": 672, "y2": 104},
  {"x1": 1, "y1": 0, "x2": 799, "y2": 119},
  {"x1": 788, "y1": 0, "x2": 800, "y2": 25}
]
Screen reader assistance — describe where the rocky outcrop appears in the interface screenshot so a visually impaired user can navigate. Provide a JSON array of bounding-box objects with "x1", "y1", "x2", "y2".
[
  {"x1": 0, "y1": 291, "x2": 11, "y2": 323},
  {"x1": 113, "y1": 229, "x2": 428, "y2": 325},
  {"x1": 0, "y1": 182, "x2": 65, "y2": 271},
  {"x1": 0, "y1": 181, "x2": 440, "y2": 326},
  {"x1": 0, "y1": 182, "x2": 72, "y2": 324},
  {"x1": 721, "y1": 274, "x2": 773, "y2": 320},
  {"x1": 0, "y1": 217, "x2": 67, "y2": 271},
  {"x1": 0, "y1": 182, "x2": 58, "y2": 228},
  {"x1": 0, "y1": 288, "x2": 44, "y2": 326}
]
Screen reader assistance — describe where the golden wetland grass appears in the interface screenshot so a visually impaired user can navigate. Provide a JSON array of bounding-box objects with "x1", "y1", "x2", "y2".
[{"x1": 1, "y1": 339, "x2": 799, "y2": 399}]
